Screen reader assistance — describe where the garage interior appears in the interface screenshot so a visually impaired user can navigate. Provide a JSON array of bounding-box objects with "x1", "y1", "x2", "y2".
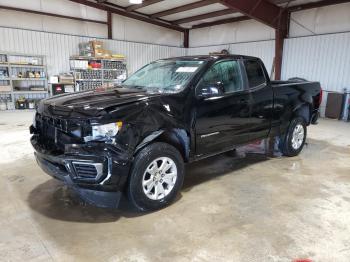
[{"x1": 0, "y1": 0, "x2": 350, "y2": 261}]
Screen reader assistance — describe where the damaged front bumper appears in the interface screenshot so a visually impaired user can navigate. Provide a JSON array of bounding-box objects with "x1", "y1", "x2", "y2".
[{"x1": 31, "y1": 134, "x2": 132, "y2": 208}]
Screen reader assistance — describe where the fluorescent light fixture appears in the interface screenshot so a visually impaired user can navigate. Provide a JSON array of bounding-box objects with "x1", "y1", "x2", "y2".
[{"x1": 129, "y1": 0, "x2": 142, "y2": 4}]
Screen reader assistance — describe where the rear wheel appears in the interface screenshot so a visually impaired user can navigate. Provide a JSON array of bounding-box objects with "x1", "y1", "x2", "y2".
[
  {"x1": 281, "y1": 117, "x2": 307, "y2": 157},
  {"x1": 127, "y1": 142, "x2": 184, "y2": 211}
]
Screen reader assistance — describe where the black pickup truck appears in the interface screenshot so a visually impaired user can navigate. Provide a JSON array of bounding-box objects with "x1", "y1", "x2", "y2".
[{"x1": 30, "y1": 55, "x2": 322, "y2": 211}]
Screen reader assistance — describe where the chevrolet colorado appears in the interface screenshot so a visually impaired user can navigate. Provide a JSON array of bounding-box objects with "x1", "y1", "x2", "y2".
[{"x1": 30, "y1": 55, "x2": 322, "y2": 211}]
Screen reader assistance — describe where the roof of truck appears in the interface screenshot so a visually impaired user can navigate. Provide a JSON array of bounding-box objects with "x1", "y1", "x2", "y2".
[{"x1": 163, "y1": 54, "x2": 259, "y2": 61}]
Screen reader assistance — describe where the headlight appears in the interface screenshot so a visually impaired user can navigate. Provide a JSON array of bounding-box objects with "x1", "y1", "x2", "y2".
[
  {"x1": 84, "y1": 121, "x2": 123, "y2": 142},
  {"x1": 32, "y1": 112, "x2": 37, "y2": 128}
]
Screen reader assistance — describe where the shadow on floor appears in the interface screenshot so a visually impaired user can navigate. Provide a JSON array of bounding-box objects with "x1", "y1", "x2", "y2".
[
  {"x1": 27, "y1": 144, "x2": 274, "y2": 223},
  {"x1": 183, "y1": 151, "x2": 269, "y2": 191}
]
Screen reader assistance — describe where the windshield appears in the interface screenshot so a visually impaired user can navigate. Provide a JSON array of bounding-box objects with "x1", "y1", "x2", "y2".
[{"x1": 122, "y1": 60, "x2": 205, "y2": 93}]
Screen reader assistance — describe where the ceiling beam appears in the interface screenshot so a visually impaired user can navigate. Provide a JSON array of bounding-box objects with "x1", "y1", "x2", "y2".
[
  {"x1": 172, "y1": 9, "x2": 237, "y2": 25},
  {"x1": 219, "y1": 0, "x2": 284, "y2": 29},
  {"x1": 190, "y1": 0, "x2": 350, "y2": 29},
  {"x1": 69, "y1": 0, "x2": 185, "y2": 32},
  {"x1": 0, "y1": 4, "x2": 107, "y2": 24},
  {"x1": 126, "y1": 0, "x2": 164, "y2": 12},
  {"x1": 288, "y1": 0, "x2": 350, "y2": 12},
  {"x1": 150, "y1": 0, "x2": 217, "y2": 18},
  {"x1": 192, "y1": 16, "x2": 250, "y2": 29},
  {"x1": 272, "y1": 0, "x2": 298, "y2": 5}
]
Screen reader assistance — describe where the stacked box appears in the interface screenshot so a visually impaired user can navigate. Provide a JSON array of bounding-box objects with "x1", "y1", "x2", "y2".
[{"x1": 79, "y1": 42, "x2": 93, "y2": 57}]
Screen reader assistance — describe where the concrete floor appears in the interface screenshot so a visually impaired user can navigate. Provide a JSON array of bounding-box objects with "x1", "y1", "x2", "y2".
[{"x1": 1, "y1": 111, "x2": 350, "y2": 262}]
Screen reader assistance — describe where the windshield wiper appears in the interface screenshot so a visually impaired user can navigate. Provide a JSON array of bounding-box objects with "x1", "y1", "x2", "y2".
[{"x1": 122, "y1": 85, "x2": 146, "y2": 90}]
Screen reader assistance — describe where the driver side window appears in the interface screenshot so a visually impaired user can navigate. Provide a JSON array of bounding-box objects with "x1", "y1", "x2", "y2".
[{"x1": 198, "y1": 60, "x2": 243, "y2": 94}]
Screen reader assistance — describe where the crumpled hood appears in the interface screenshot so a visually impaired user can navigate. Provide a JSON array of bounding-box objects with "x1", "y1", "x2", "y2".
[{"x1": 39, "y1": 87, "x2": 159, "y2": 118}]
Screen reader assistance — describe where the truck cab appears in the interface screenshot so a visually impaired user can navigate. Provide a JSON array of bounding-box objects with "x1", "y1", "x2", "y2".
[{"x1": 194, "y1": 57, "x2": 273, "y2": 157}]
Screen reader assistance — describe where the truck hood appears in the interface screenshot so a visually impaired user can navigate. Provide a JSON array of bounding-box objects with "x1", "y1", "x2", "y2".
[{"x1": 39, "y1": 86, "x2": 159, "y2": 118}]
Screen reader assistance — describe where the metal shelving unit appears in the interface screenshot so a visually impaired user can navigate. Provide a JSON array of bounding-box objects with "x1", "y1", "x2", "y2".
[
  {"x1": 0, "y1": 52, "x2": 48, "y2": 110},
  {"x1": 70, "y1": 56, "x2": 127, "y2": 92}
]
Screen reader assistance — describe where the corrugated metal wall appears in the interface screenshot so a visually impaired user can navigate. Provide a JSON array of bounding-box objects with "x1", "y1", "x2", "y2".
[
  {"x1": 187, "y1": 40, "x2": 275, "y2": 76},
  {"x1": 282, "y1": 32, "x2": 350, "y2": 92},
  {"x1": 2, "y1": 26, "x2": 350, "y2": 117},
  {"x1": 0, "y1": 27, "x2": 186, "y2": 76},
  {"x1": 282, "y1": 32, "x2": 350, "y2": 116}
]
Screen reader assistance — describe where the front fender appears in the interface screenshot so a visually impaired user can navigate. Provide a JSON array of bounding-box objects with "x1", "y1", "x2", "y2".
[
  {"x1": 135, "y1": 130, "x2": 165, "y2": 153},
  {"x1": 133, "y1": 128, "x2": 191, "y2": 162}
]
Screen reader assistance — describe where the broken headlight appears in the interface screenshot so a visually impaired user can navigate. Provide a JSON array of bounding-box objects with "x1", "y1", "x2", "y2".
[
  {"x1": 32, "y1": 113, "x2": 37, "y2": 128},
  {"x1": 84, "y1": 122, "x2": 123, "y2": 142}
]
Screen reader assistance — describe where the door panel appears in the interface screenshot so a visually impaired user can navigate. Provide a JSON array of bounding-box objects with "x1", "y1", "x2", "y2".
[
  {"x1": 243, "y1": 59, "x2": 273, "y2": 141},
  {"x1": 249, "y1": 85, "x2": 274, "y2": 140},
  {"x1": 195, "y1": 91, "x2": 251, "y2": 156},
  {"x1": 194, "y1": 60, "x2": 251, "y2": 156}
]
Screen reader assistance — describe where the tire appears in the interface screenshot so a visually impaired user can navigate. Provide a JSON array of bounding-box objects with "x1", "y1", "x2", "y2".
[
  {"x1": 127, "y1": 142, "x2": 184, "y2": 212},
  {"x1": 281, "y1": 117, "x2": 307, "y2": 157}
]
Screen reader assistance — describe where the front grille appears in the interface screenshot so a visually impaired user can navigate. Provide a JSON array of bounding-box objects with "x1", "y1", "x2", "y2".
[
  {"x1": 37, "y1": 114, "x2": 78, "y2": 134},
  {"x1": 35, "y1": 113, "x2": 84, "y2": 151},
  {"x1": 72, "y1": 162, "x2": 103, "y2": 179}
]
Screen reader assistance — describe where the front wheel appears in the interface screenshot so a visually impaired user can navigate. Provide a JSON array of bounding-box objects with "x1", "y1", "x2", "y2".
[
  {"x1": 127, "y1": 142, "x2": 184, "y2": 212},
  {"x1": 281, "y1": 117, "x2": 307, "y2": 157}
]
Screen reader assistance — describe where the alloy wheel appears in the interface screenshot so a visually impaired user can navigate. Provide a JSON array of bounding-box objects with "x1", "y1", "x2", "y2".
[
  {"x1": 142, "y1": 157, "x2": 177, "y2": 200},
  {"x1": 291, "y1": 124, "x2": 305, "y2": 150}
]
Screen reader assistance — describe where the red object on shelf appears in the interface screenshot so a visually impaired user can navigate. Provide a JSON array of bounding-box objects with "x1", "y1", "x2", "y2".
[{"x1": 90, "y1": 61, "x2": 101, "y2": 68}]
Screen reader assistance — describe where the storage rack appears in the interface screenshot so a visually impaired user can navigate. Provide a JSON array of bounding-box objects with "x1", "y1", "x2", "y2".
[
  {"x1": 0, "y1": 52, "x2": 48, "y2": 110},
  {"x1": 69, "y1": 56, "x2": 127, "y2": 92}
]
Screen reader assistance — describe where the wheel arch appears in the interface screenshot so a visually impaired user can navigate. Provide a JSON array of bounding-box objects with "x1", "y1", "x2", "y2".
[
  {"x1": 292, "y1": 103, "x2": 312, "y2": 125},
  {"x1": 134, "y1": 129, "x2": 191, "y2": 162}
]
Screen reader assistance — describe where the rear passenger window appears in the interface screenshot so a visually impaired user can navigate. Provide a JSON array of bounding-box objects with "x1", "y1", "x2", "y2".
[{"x1": 244, "y1": 60, "x2": 266, "y2": 88}]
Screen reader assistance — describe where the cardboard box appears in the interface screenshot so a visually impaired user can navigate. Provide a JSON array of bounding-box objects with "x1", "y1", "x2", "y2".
[
  {"x1": 94, "y1": 49, "x2": 112, "y2": 58},
  {"x1": 0, "y1": 85, "x2": 11, "y2": 92},
  {"x1": 59, "y1": 74, "x2": 74, "y2": 83},
  {"x1": 90, "y1": 40, "x2": 103, "y2": 50},
  {"x1": 49, "y1": 76, "x2": 59, "y2": 84}
]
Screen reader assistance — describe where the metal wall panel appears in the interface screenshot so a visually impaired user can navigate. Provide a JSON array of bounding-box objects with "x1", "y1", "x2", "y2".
[
  {"x1": 0, "y1": 27, "x2": 186, "y2": 76},
  {"x1": 282, "y1": 33, "x2": 350, "y2": 93},
  {"x1": 187, "y1": 40, "x2": 275, "y2": 76},
  {"x1": 282, "y1": 32, "x2": 350, "y2": 116},
  {"x1": 229, "y1": 41, "x2": 275, "y2": 75}
]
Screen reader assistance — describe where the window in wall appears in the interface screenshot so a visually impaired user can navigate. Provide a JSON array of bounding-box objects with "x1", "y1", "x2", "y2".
[
  {"x1": 198, "y1": 60, "x2": 243, "y2": 94},
  {"x1": 244, "y1": 60, "x2": 266, "y2": 88}
]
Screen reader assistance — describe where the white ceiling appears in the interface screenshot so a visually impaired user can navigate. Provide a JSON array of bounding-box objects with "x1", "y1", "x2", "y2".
[
  {"x1": 162, "y1": 3, "x2": 227, "y2": 21},
  {"x1": 106, "y1": 0, "x2": 332, "y2": 29},
  {"x1": 108, "y1": 0, "x2": 133, "y2": 7},
  {"x1": 137, "y1": 0, "x2": 201, "y2": 14}
]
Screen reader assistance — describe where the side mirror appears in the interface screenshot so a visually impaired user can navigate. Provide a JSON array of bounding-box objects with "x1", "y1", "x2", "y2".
[{"x1": 197, "y1": 83, "x2": 224, "y2": 99}]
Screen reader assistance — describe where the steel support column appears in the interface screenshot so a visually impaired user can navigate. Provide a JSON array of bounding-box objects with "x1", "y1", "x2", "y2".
[
  {"x1": 184, "y1": 29, "x2": 189, "y2": 48},
  {"x1": 274, "y1": 11, "x2": 289, "y2": 80},
  {"x1": 107, "y1": 11, "x2": 112, "y2": 39}
]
